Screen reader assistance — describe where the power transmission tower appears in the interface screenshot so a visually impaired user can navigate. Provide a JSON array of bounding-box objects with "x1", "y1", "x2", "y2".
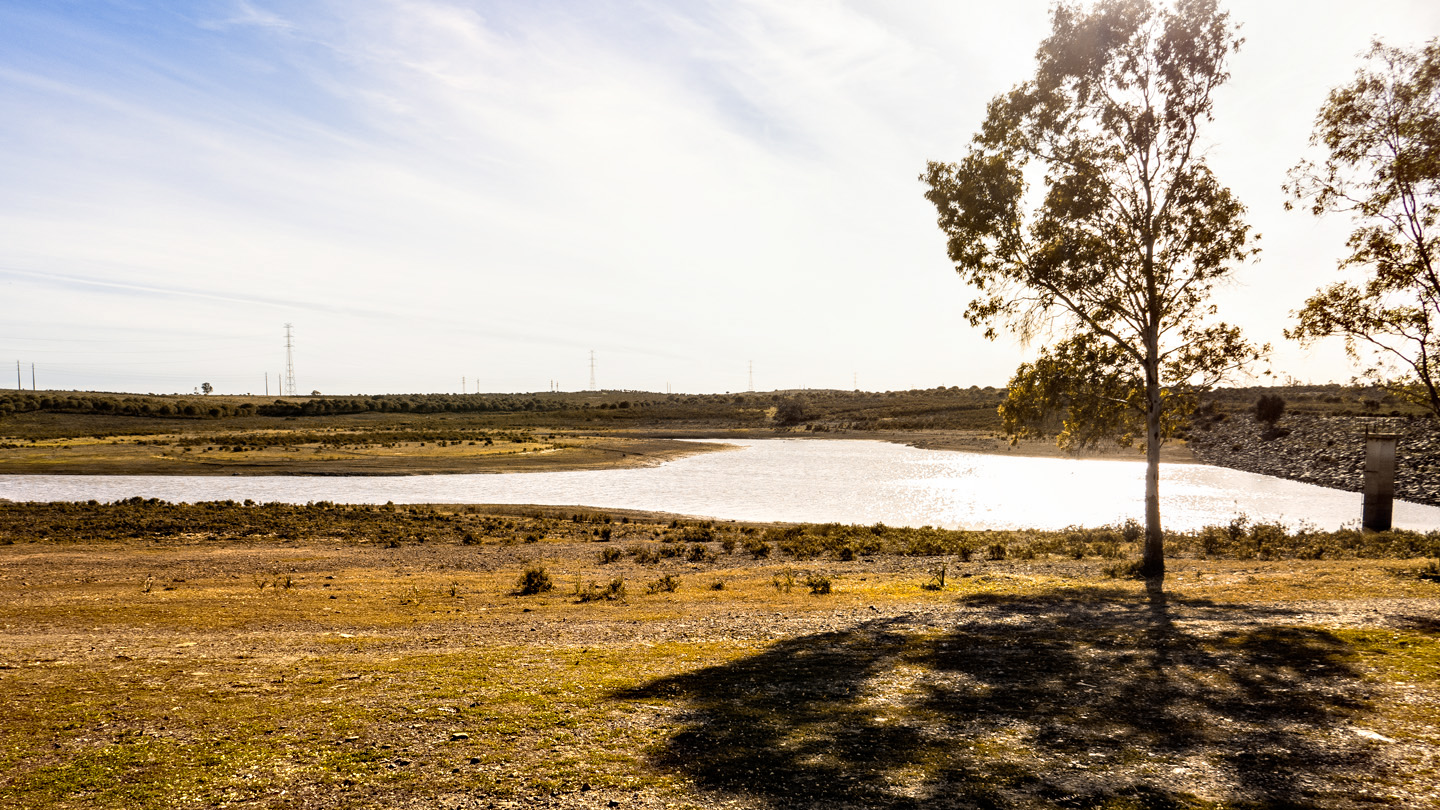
[
  {"x1": 283, "y1": 324, "x2": 297, "y2": 396},
  {"x1": 589, "y1": 350, "x2": 596, "y2": 391},
  {"x1": 15, "y1": 360, "x2": 20, "y2": 390}
]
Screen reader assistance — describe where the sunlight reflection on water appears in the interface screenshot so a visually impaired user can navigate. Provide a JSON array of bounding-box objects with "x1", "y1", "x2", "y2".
[{"x1": 2, "y1": 438, "x2": 1438, "y2": 531}]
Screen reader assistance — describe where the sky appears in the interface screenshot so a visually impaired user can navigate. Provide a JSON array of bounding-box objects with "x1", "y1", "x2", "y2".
[{"x1": 1, "y1": 0, "x2": 1437, "y2": 396}]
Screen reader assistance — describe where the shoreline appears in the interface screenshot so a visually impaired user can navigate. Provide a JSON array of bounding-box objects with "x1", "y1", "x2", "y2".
[{"x1": 0, "y1": 429, "x2": 1196, "y2": 477}]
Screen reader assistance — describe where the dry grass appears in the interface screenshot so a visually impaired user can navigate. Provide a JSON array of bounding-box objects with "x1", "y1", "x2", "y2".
[{"x1": 1, "y1": 509, "x2": 1438, "y2": 808}]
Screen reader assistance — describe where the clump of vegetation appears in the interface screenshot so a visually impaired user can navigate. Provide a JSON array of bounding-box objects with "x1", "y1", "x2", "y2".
[
  {"x1": 514, "y1": 565, "x2": 553, "y2": 596},
  {"x1": 805, "y1": 573, "x2": 833, "y2": 595},
  {"x1": 597, "y1": 546, "x2": 623, "y2": 564},
  {"x1": 771, "y1": 569, "x2": 796, "y2": 593},
  {"x1": 576, "y1": 578, "x2": 626, "y2": 603},
  {"x1": 1254, "y1": 394, "x2": 1286, "y2": 425},
  {"x1": 743, "y1": 536, "x2": 771, "y2": 560},
  {"x1": 645, "y1": 574, "x2": 681, "y2": 594}
]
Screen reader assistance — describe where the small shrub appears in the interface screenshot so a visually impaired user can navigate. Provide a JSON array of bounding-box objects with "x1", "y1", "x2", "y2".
[
  {"x1": 805, "y1": 574, "x2": 833, "y2": 595},
  {"x1": 597, "y1": 527, "x2": 613, "y2": 542},
  {"x1": 1255, "y1": 394, "x2": 1286, "y2": 425},
  {"x1": 1103, "y1": 560, "x2": 1146, "y2": 579},
  {"x1": 986, "y1": 542, "x2": 1007, "y2": 561},
  {"x1": 515, "y1": 565, "x2": 554, "y2": 595},
  {"x1": 720, "y1": 535, "x2": 737, "y2": 554},
  {"x1": 686, "y1": 543, "x2": 714, "y2": 563},
  {"x1": 577, "y1": 577, "x2": 626, "y2": 602},
  {"x1": 744, "y1": 536, "x2": 772, "y2": 560},
  {"x1": 709, "y1": 579, "x2": 726, "y2": 591},
  {"x1": 1121, "y1": 519, "x2": 1142, "y2": 544},
  {"x1": 597, "y1": 546, "x2": 623, "y2": 564},
  {"x1": 630, "y1": 545, "x2": 660, "y2": 564},
  {"x1": 646, "y1": 574, "x2": 681, "y2": 594},
  {"x1": 772, "y1": 569, "x2": 796, "y2": 593}
]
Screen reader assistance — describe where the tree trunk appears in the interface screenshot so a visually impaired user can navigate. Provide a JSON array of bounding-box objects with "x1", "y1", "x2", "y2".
[{"x1": 1141, "y1": 344, "x2": 1165, "y2": 592}]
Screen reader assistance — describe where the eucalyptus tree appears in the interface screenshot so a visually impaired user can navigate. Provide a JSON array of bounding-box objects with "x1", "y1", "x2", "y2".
[
  {"x1": 1285, "y1": 39, "x2": 1440, "y2": 418},
  {"x1": 920, "y1": 0, "x2": 1263, "y2": 589}
]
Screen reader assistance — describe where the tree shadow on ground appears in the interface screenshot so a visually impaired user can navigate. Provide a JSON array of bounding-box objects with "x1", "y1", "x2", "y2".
[{"x1": 615, "y1": 589, "x2": 1383, "y2": 809}]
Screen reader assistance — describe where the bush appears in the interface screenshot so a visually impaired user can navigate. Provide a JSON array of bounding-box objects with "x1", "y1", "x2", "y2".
[
  {"x1": 686, "y1": 543, "x2": 714, "y2": 563},
  {"x1": 1255, "y1": 394, "x2": 1286, "y2": 425},
  {"x1": 805, "y1": 574, "x2": 833, "y2": 595},
  {"x1": 629, "y1": 545, "x2": 660, "y2": 564},
  {"x1": 1104, "y1": 560, "x2": 1146, "y2": 579},
  {"x1": 921, "y1": 562, "x2": 948, "y2": 591},
  {"x1": 645, "y1": 574, "x2": 681, "y2": 594},
  {"x1": 597, "y1": 546, "x2": 623, "y2": 564},
  {"x1": 515, "y1": 565, "x2": 553, "y2": 595},
  {"x1": 577, "y1": 578, "x2": 626, "y2": 602},
  {"x1": 743, "y1": 536, "x2": 772, "y2": 560},
  {"x1": 772, "y1": 569, "x2": 796, "y2": 593}
]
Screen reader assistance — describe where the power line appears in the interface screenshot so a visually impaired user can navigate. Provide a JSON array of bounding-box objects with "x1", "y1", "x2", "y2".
[{"x1": 283, "y1": 324, "x2": 296, "y2": 397}]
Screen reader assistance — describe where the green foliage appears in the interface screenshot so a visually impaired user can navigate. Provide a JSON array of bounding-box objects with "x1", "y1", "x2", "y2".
[
  {"x1": 1285, "y1": 38, "x2": 1440, "y2": 418},
  {"x1": 645, "y1": 574, "x2": 681, "y2": 594},
  {"x1": 742, "y1": 536, "x2": 771, "y2": 560},
  {"x1": 576, "y1": 578, "x2": 626, "y2": 603},
  {"x1": 1254, "y1": 394, "x2": 1286, "y2": 425},
  {"x1": 773, "y1": 396, "x2": 810, "y2": 427},
  {"x1": 515, "y1": 565, "x2": 553, "y2": 596},
  {"x1": 804, "y1": 574, "x2": 833, "y2": 595},
  {"x1": 921, "y1": 0, "x2": 1264, "y2": 583}
]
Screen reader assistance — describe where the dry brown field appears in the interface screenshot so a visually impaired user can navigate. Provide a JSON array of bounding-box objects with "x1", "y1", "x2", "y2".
[{"x1": 1, "y1": 505, "x2": 1437, "y2": 809}]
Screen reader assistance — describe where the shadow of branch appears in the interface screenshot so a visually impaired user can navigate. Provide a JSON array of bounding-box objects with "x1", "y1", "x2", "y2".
[{"x1": 615, "y1": 589, "x2": 1375, "y2": 809}]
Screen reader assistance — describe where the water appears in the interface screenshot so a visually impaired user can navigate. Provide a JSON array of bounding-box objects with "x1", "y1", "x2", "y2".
[{"x1": 2, "y1": 438, "x2": 1438, "y2": 532}]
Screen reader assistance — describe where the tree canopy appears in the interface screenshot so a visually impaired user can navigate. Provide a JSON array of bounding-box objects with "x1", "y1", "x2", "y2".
[
  {"x1": 921, "y1": 0, "x2": 1263, "y2": 588},
  {"x1": 1285, "y1": 38, "x2": 1440, "y2": 418}
]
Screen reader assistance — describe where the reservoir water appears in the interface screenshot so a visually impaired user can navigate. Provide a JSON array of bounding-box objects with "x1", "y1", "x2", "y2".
[{"x1": 2, "y1": 438, "x2": 1438, "y2": 532}]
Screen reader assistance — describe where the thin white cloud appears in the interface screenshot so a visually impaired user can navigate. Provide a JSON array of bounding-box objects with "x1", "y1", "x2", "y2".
[{"x1": 2, "y1": 0, "x2": 1438, "y2": 393}]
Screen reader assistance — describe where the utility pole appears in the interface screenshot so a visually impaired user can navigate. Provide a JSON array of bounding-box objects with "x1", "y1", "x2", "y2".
[
  {"x1": 462, "y1": 376, "x2": 466, "y2": 394},
  {"x1": 748, "y1": 361, "x2": 754, "y2": 393},
  {"x1": 265, "y1": 372, "x2": 269, "y2": 397},
  {"x1": 283, "y1": 323, "x2": 296, "y2": 397},
  {"x1": 15, "y1": 361, "x2": 19, "y2": 391},
  {"x1": 589, "y1": 350, "x2": 596, "y2": 391},
  {"x1": 31, "y1": 363, "x2": 35, "y2": 391}
]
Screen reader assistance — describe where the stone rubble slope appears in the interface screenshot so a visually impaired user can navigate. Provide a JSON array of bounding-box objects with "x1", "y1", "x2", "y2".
[{"x1": 1187, "y1": 413, "x2": 1440, "y2": 508}]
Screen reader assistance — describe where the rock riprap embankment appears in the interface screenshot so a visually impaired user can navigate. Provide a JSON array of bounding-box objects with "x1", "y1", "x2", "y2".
[{"x1": 1187, "y1": 413, "x2": 1440, "y2": 508}]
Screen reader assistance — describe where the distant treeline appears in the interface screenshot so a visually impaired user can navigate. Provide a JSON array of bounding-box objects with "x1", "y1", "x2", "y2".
[{"x1": 0, "y1": 387, "x2": 1008, "y2": 430}]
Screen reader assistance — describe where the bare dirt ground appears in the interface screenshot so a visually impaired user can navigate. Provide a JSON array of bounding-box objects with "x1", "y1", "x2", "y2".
[{"x1": 2, "y1": 510, "x2": 1437, "y2": 809}]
